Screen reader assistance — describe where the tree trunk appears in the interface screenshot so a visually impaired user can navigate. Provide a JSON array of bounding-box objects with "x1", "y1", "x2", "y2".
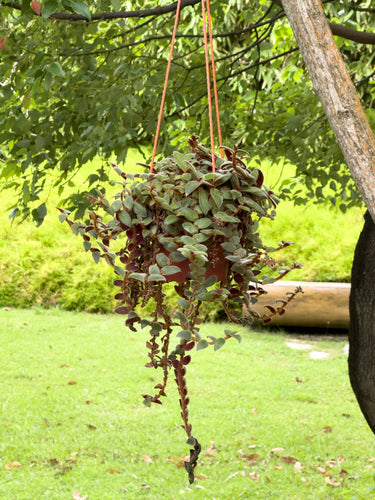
[
  {"x1": 280, "y1": 0, "x2": 375, "y2": 432},
  {"x1": 349, "y1": 212, "x2": 375, "y2": 433},
  {"x1": 280, "y1": 0, "x2": 375, "y2": 221}
]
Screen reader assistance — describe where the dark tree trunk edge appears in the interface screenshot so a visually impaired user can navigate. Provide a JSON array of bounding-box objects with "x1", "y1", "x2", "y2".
[{"x1": 349, "y1": 210, "x2": 375, "y2": 433}]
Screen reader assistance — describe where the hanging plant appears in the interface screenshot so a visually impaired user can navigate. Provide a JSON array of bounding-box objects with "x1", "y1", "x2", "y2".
[{"x1": 59, "y1": 136, "x2": 301, "y2": 483}]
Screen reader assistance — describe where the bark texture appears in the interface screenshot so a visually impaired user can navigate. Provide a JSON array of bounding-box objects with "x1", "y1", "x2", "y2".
[
  {"x1": 281, "y1": 0, "x2": 375, "y2": 222},
  {"x1": 349, "y1": 211, "x2": 375, "y2": 433}
]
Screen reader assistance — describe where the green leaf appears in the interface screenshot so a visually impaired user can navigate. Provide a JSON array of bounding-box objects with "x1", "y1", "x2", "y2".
[
  {"x1": 46, "y1": 62, "x2": 66, "y2": 78},
  {"x1": 178, "y1": 298, "x2": 190, "y2": 309},
  {"x1": 127, "y1": 311, "x2": 139, "y2": 320},
  {"x1": 203, "y1": 173, "x2": 217, "y2": 180},
  {"x1": 141, "y1": 319, "x2": 151, "y2": 329},
  {"x1": 143, "y1": 396, "x2": 152, "y2": 407},
  {"x1": 118, "y1": 211, "x2": 132, "y2": 227},
  {"x1": 210, "y1": 189, "x2": 223, "y2": 208},
  {"x1": 185, "y1": 180, "x2": 200, "y2": 195},
  {"x1": 221, "y1": 242, "x2": 235, "y2": 252},
  {"x1": 13, "y1": 139, "x2": 31, "y2": 150},
  {"x1": 151, "y1": 322, "x2": 162, "y2": 334},
  {"x1": 225, "y1": 255, "x2": 240, "y2": 262},
  {"x1": 154, "y1": 196, "x2": 171, "y2": 211},
  {"x1": 194, "y1": 233, "x2": 210, "y2": 243},
  {"x1": 215, "y1": 212, "x2": 241, "y2": 223},
  {"x1": 164, "y1": 214, "x2": 179, "y2": 225},
  {"x1": 178, "y1": 207, "x2": 198, "y2": 222},
  {"x1": 262, "y1": 276, "x2": 276, "y2": 284},
  {"x1": 214, "y1": 337, "x2": 226, "y2": 351},
  {"x1": 198, "y1": 188, "x2": 211, "y2": 215},
  {"x1": 69, "y1": 0, "x2": 91, "y2": 19},
  {"x1": 148, "y1": 274, "x2": 167, "y2": 282},
  {"x1": 161, "y1": 265, "x2": 182, "y2": 276},
  {"x1": 32, "y1": 202, "x2": 47, "y2": 227},
  {"x1": 41, "y1": 0, "x2": 59, "y2": 18},
  {"x1": 214, "y1": 172, "x2": 232, "y2": 186},
  {"x1": 161, "y1": 240, "x2": 177, "y2": 252},
  {"x1": 194, "y1": 218, "x2": 212, "y2": 229},
  {"x1": 156, "y1": 253, "x2": 170, "y2": 267},
  {"x1": 174, "y1": 310, "x2": 188, "y2": 323},
  {"x1": 182, "y1": 222, "x2": 197, "y2": 234},
  {"x1": 143, "y1": 217, "x2": 153, "y2": 226},
  {"x1": 92, "y1": 251, "x2": 101, "y2": 264},
  {"x1": 173, "y1": 151, "x2": 190, "y2": 171},
  {"x1": 196, "y1": 339, "x2": 209, "y2": 351},
  {"x1": 114, "y1": 265, "x2": 125, "y2": 278},
  {"x1": 199, "y1": 290, "x2": 217, "y2": 301},
  {"x1": 244, "y1": 198, "x2": 266, "y2": 214},
  {"x1": 83, "y1": 241, "x2": 91, "y2": 252},
  {"x1": 134, "y1": 202, "x2": 148, "y2": 218},
  {"x1": 129, "y1": 272, "x2": 146, "y2": 282},
  {"x1": 177, "y1": 330, "x2": 192, "y2": 340},
  {"x1": 170, "y1": 251, "x2": 186, "y2": 262},
  {"x1": 124, "y1": 195, "x2": 134, "y2": 211},
  {"x1": 181, "y1": 235, "x2": 198, "y2": 246},
  {"x1": 186, "y1": 436, "x2": 196, "y2": 446},
  {"x1": 58, "y1": 212, "x2": 68, "y2": 223},
  {"x1": 111, "y1": 199, "x2": 122, "y2": 212},
  {"x1": 204, "y1": 275, "x2": 217, "y2": 287},
  {"x1": 8, "y1": 208, "x2": 19, "y2": 221},
  {"x1": 245, "y1": 186, "x2": 267, "y2": 198}
]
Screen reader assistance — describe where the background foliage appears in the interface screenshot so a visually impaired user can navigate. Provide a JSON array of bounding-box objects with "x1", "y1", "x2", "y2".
[{"x1": 1, "y1": 0, "x2": 374, "y2": 224}]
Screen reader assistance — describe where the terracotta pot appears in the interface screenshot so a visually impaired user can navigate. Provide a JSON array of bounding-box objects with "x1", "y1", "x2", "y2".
[{"x1": 164, "y1": 240, "x2": 228, "y2": 284}]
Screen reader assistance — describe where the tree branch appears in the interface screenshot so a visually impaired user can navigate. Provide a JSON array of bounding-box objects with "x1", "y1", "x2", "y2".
[
  {"x1": 62, "y1": 9, "x2": 283, "y2": 58},
  {"x1": 355, "y1": 69, "x2": 375, "y2": 88},
  {"x1": 3, "y1": 0, "x2": 201, "y2": 21},
  {"x1": 328, "y1": 22, "x2": 375, "y2": 45},
  {"x1": 272, "y1": 0, "x2": 375, "y2": 45},
  {"x1": 5, "y1": 0, "x2": 375, "y2": 45},
  {"x1": 350, "y1": 6, "x2": 375, "y2": 14}
]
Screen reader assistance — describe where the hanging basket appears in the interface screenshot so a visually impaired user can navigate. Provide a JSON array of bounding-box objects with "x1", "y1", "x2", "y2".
[
  {"x1": 163, "y1": 237, "x2": 228, "y2": 283},
  {"x1": 61, "y1": 135, "x2": 298, "y2": 315},
  {"x1": 59, "y1": 136, "x2": 301, "y2": 484}
]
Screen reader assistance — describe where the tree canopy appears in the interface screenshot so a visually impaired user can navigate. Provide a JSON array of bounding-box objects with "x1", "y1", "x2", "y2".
[{"x1": 1, "y1": 0, "x2": 375, "y2": 224}]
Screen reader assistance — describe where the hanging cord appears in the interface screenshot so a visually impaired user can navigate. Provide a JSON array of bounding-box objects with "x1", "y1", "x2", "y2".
[
  {"x1": 201, "y1": 0, "x2": 215, "y2": 170},
  {"x1": 150, "y1": 0, "x2": 183, "y2": 173},
  {"x1": 150, "y1": 0, "x2": 222, "y2": 173},
  {"x1": 204, "y1": 0, "x2": 223, "y2": 160}
]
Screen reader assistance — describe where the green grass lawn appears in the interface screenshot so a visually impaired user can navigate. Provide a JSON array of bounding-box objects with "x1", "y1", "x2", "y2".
[{"x1": 1, "y1": 308, "x2": 375, "y2": 499}]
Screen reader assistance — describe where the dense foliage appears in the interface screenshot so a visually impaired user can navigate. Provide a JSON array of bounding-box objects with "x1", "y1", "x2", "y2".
[{"x1": 1, "y1": 0, "x2": 374, "y2": 224}]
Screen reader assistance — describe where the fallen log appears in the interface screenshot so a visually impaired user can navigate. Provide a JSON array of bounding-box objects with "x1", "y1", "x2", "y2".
[{"x1": 255, "y1": 281, "x2": 350, "y2": 329}]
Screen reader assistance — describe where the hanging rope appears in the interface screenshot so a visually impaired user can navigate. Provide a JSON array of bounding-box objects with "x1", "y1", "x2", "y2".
[
  {"x1": 201, "y1": 0, "x2": 215, "y2": 170},
  {"x1": 150, "y1": 0, "x2": 183, "y2": 173},
  {"x1": 202, "y1": 0, "x2": 223, "y2": 167},
  {"x1": 150, "y1": 0, "x2": 222, "y2": 173}
]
